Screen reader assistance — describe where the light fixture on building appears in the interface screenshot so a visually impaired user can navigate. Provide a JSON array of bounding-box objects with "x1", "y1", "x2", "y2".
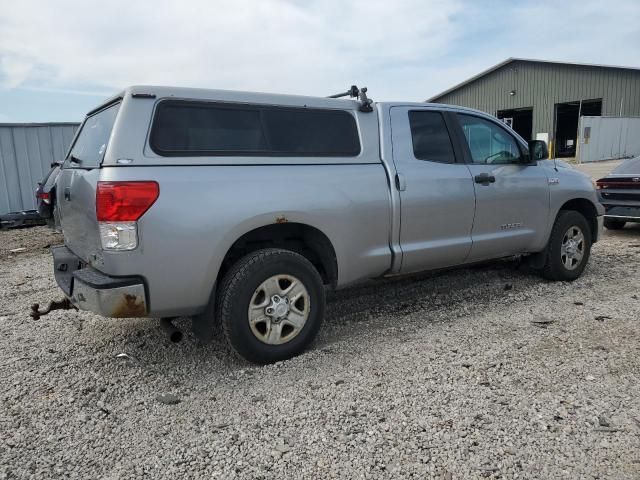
[{"x1": 509, "y1": 90, "x2": 516, "y2": 96}]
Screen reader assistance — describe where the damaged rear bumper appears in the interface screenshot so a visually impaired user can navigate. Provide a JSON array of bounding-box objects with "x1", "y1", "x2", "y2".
[{"x1": 51, "y1": 245, "x2": 148, "y2": 318}]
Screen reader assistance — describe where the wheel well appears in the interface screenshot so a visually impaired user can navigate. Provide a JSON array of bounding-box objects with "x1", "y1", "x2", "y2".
[
  {"x1": 560, "y1": 198, "x2": 598, "y2": 240},
  {"x1": 218, "y1": 223, "x2": 338, "y2": 288}
]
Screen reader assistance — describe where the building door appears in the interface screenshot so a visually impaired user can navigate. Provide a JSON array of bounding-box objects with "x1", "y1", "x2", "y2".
[
  {"x1": 497, "y1": 107, "x2": 533, "y2": 140},
  {"x1": 554, "y1": 99, "x2": 602, "y2": 158}
]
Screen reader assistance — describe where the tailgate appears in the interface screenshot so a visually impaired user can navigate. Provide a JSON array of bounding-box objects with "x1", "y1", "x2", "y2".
[
  {"x1": 57, "y1": 168, "x2": 103, "y2": 263},
  {"x1": 57, "y1": 102, "x2": 121, "y2": 263}
]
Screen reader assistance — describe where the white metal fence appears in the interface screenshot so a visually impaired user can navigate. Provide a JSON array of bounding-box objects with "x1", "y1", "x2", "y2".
[
  {"x1": 0, "y1": 123, "x2": 78, "y2": 215},
  {"x1": 578, "y1": 116, "x2": 640, "y2": 163}
]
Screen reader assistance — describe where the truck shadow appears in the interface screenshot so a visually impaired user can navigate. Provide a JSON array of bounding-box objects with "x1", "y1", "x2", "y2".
[
  {"x1": 321, "y1": 224, "x2": 639, "y2": 333},
  {"x1": 326, "y1": 259, "x2": 526, "y2": 323},
  {"x1": 132, "y1": 257, "x2": 537, "y2": 371},
  {"x1": 114, "y1": 227, "x2": 638, "y2": 374}
]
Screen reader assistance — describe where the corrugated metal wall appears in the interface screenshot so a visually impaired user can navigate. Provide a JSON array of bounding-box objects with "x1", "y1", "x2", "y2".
[
  {"x1": 578, "y1": 116, "x2": 640, "y2": 163},
  {"x1": 0, "y1": 123, "x2": 79, "y2": 215},
  {"x1": 431, "y1": 61, "x2": 640, "y2": 138}
]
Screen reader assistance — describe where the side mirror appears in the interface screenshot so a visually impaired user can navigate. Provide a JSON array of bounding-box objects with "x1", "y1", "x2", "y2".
[{"x1": 527, "y1": 140, "x2": 548, "y2": 162}]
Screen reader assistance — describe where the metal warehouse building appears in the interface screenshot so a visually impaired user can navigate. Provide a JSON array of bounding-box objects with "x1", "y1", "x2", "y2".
[
  {"x1": 0, "y1": 123, "x2": 79, "y2": 215},
  {"x1": 428, "y1": 58, "x2": 640, "y2": 159}
]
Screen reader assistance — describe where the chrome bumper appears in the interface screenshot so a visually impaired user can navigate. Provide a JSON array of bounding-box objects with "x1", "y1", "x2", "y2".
[
  {"x1": 72, "y1": 270, "x2": 147, "y2": 318},
  {"x1": 52, "y1": 245, "x2": 148, "y2": 318},
  {"x1": 603, "y1": 204, "x2": 640, "y2": 222}
]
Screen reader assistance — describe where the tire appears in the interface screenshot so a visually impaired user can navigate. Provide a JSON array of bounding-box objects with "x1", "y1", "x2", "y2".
[
  {"x1": 541, "y1": 210, "x2": 592, "y2": 281},
  {"x1": 217, "y1": 248, "x2": 325, "y2": 364},
  {"x1": 604, "y1": 218, "x2": 625, "y2": 230}
]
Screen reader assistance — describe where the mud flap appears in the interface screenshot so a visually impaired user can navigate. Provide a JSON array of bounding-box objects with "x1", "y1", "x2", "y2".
[
  {"x1": 191, "y1": 283, "x2": 216, "y2": 343},
  {"x1": 525, "y1": 250, "x2": 547, "y2": 269}
]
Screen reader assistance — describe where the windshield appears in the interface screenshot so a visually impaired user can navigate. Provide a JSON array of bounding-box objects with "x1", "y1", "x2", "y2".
[{"x1": 66, "y1": 102, "x2": 120, "y2": 167}]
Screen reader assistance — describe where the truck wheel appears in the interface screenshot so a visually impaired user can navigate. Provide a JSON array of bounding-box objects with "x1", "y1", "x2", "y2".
[
  {"x1": 217, "y1": 248, "x2": 325, "y2": 364},
  {"x1": 604, "y1": 219, "x2": 625, "y2": 230},
  {"x1": 541, "y1": 210, "x2": 592, "y2": 281}
]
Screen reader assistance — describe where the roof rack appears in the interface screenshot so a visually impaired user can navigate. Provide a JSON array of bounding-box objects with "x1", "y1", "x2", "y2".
[{"x1": 328, "y1": 85, "x2": 373, "y2": 113}]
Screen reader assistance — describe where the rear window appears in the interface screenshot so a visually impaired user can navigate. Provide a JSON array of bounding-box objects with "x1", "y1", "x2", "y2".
[
  {"x1": 66, "y1": 102, "x2": 120, "y2": 167},
  {"x1": 150, "y1": 101, "x2": 361, "y2": 157}
]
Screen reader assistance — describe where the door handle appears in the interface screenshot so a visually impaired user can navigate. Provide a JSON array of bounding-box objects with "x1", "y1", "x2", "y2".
[
  {"x1": 474, "y1": 173, "x2": 496, "y2": 186},
  {"x1": 395, "y1": 173, "x2": 406, "y2": 191}
]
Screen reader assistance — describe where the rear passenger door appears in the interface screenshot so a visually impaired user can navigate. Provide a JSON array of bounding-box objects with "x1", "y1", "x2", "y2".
[
  {"x1": 390, "y1": 107, "x2": 476, "y2": 273},
  {"x1": 451, "y1": 113, "x2": 550, "y2": 261}
]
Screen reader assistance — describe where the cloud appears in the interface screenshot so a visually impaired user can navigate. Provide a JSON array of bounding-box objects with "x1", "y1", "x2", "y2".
[
  {"x1": 0, "y1": 0, "x2": 465, "y2": 99},
  {"x1": 13, "y1": 85, "x2": 115, "y2": 97},
  {"x1": 0, "y1": 0, "x2": 638, "y2": 104}
]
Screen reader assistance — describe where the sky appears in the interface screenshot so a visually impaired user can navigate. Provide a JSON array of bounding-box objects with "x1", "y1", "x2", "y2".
[{"x1": 0, "y1": 0, "x2": 639, "y2": 123}]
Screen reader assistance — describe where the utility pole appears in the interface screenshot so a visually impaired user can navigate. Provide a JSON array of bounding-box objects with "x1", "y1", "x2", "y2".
[{"x1": 575, "y1": 100, "x2": 583, "y2": 163}]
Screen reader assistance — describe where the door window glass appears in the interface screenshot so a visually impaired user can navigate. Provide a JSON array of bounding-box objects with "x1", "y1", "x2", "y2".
[
  {"x1": 408, "y1": 111, "x2": 456, "y2": 163},
  {"x1": 457, "y1": 114, "x2": 522, "y2": 164}
]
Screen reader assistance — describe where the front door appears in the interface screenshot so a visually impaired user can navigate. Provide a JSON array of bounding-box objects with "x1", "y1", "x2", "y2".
[
  {"x1": 452, "y1": 113, "x2": 550, "y2": 261},
  {"x1": 390, "y1": 107, "x2": 476, "y2": 273}
]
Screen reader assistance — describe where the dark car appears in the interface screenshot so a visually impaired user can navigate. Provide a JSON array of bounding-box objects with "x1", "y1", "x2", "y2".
[
  {"x1": 0, "y1": 163, "x2": 61, "y2": 230},
  {"x1": 35, "y1": 163, "x2": 62, "y2": 228},
  {"x1": 596, "y1": 156, "x2": 640, "y2": 230}
]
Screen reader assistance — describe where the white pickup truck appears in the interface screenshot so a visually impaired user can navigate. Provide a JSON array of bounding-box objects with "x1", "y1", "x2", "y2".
[{"x1": 46, "y1": 85, "x2": 603, "y2": 363}]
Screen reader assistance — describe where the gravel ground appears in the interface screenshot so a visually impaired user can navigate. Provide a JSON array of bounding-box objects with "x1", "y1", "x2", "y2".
[{"x1": 1, "y1": 226, "x2": 640, "y2": 479}]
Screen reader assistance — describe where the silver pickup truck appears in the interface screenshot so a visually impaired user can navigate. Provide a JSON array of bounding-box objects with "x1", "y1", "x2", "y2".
[{"x1": 49, "y1": 85, "x2": 603, "y2": 363}]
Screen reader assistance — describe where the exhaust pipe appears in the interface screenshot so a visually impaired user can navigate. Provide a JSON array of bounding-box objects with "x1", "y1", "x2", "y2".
[{"x1": 160, "y1": 318, "x2": 183, "y2": 343}]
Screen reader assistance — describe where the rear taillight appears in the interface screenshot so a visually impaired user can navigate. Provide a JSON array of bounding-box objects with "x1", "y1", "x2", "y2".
[
  {"x1": 37, "y1": 191, "x2": 51, "y2": 204},
  {"x1": 596, "y1": 179, "x2": 640, "y2": 189},
  {"x1": 96, "y1": 181, "x2": 159, "y2": 251},
  {"x1": 96, "y1": 181, "x2": 159, "y2": 221}
]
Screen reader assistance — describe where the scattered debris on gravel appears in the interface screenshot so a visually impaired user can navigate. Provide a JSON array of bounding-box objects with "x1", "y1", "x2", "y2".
[{"x1": 1, "y1": 226, "x2": 640, "y2": 479}]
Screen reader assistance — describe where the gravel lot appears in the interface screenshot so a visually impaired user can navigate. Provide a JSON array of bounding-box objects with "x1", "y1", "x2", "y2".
[{"x1": 1, "y1": 225, "x2": 639, "y2": 479}]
